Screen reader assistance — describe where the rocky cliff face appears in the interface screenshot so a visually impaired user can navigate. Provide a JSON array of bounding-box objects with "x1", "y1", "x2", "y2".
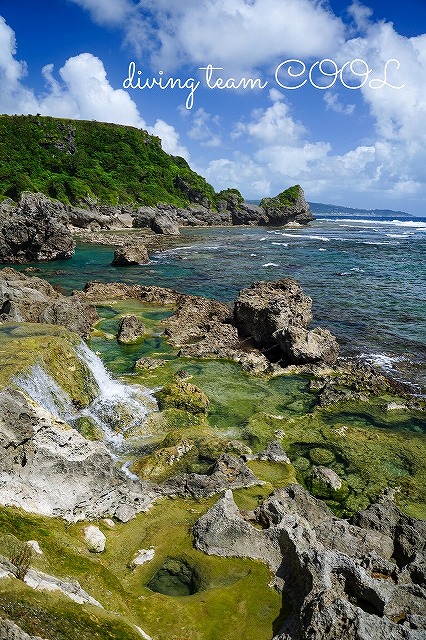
[
  {"x1": 260, "y1": 185, "x2": 314, "y2": 225},
  {"x1": 0, "y1": 193, "x2": 75, "y2": 263}
]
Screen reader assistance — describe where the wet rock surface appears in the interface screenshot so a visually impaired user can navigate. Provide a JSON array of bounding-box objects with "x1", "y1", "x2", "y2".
[{"x1": 193, "y1": 485, "x2": 426, "y2": 640}]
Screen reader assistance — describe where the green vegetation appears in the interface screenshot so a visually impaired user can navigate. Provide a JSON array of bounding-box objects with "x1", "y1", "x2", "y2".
[
  {"x1": 260, "y1": 184, "x2": 301, "y2": 210},
  {"x1": 0, "y1": 115, "x2": 216, "y2": 207}
]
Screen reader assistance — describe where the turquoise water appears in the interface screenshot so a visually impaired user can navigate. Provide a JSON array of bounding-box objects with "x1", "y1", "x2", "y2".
[{"x1": 8, "y1": 216, "x2": 426, "y2": 390}]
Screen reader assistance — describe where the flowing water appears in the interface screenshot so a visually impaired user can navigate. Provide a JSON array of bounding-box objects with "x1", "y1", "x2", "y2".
[{"x1": 14, "y1": 340, "x2": 154, "y2": 448}]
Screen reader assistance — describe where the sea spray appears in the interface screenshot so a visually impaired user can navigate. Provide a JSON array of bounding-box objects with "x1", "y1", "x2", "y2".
[{"x1": 14, "y1": 341, "x2": 155, "y2": 449}]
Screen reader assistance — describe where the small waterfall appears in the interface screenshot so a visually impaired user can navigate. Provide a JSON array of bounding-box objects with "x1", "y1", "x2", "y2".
[{"x1": 14, "y1": 341, "x2": 155, "y2": 449}]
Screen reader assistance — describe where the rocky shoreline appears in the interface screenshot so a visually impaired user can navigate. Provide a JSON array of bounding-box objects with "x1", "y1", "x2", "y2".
[
  {"x1": 0, "y1": 187, "x2": 313, "y2": 263},
  {"x1": 0, "y1": 265, "x2": 425, "y2": 640}
]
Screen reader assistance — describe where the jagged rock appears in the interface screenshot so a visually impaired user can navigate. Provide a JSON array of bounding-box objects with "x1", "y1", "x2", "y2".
[
  {"x1": 0, "y1": 387, "x2": 159, "y2": 522},
  {"x1": 83, "y1": 525, "x2": 106, "y2": 553},
  {"x1": 193, "y1": 485, "x2": 426, "y2": 640},
  {"x1": 0, "y1": 268, "x2": 97, "y2": 337},
  {"x1": 116, "y1": 315, "x2": 145, "y2": 343},
  {"x1": 280, "y1": 325, "x2": 339, "y2": 364},
  {"x1": 234, "y1": 278, "x2": 339, "y2": 364},
  {"x1": 111, "y1": 243, "x2": 149, "y2": 266},
  {"x1": 130, "y1": 548, "x2": 155, "y2": 568},
  {"x1": 244, "y1": 440, "x2": 291, "y2": 463},
  {"x1": 163, "y1": 453, "x2": 262, "y2": 499},
  {"x1": 260, "y1": 185, "x2": 314, "y2": 226},
  {"x1": 0, "y1": 192, "x2": 75, "y2": 263}
]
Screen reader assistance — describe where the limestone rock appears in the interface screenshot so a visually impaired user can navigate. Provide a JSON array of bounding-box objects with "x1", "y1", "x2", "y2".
[
  {"x1": 111, "y1": 243, "x2": 149, "y2": 266},
  {"x1": 234, "y1": 278, "x2": 339, "y2": 365},
  {"x1": 0, "y1": 387, "x2": 159, "y2": 522},
  {"x1": 193, "y1": 484, "x2": 426, "y2": 640},
  {"x1": 0, "y1": 618, "x2": 47, "y2": 640},
  {"x1": 0, "y1": 268, "x2": 97, "y2": 337},
  {"x1": 116, "y1": 315, "x2": 145, "y2": 343},
  {"x1": 163, "y1": 453, "x2": 262, "y2": 499},
  {"x1": 244, "y1": 440, "x2": 291, "y2": 464},
  {"x1": 84, "y1": 525, "x2": 106, "y2": 553},
  {"x1": 307, "y1": 466, "x2": 350, "y2": 501},
  {"x1": 0, "y1": 192, "x2": 75, "y2": 263}
]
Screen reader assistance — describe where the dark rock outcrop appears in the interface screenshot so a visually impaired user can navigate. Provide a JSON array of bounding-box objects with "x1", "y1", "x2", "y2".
[
  {"x1": 260, "y1": 185, "x2": 314, "y2": 226},
  {"x1": 116, "y1": 315, "x2": 145, "y2": 344},
  {"x1": 193, "y1": 485, "x2": 426, "y2": 640},
  {"x1": 0, "y1": 268, "x2": 97, "y2": 337},
  {"x1": 0, "y1": 193, "x2": 75, "y2": 263},
  {"x1": 234, "y1": 278, "x2": 339, "y2": 364},
  {"x1": 111, "y1": 243, "x2": 149, "y2": 265}
]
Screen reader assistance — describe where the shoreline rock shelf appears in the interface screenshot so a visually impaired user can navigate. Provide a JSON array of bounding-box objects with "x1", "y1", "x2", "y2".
[{"x1": 0, "y1": 265, "x2": 424, "y2": 640}]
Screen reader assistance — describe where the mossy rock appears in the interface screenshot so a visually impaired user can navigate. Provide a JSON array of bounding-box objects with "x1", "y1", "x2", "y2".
[
  {"x1": 72, "y1": 416, "x2": 104, "y2": 441},
  {"x1": 0, "y1": 322, "x2": 98, "y2": 408},
  {"x1": 306, "y1": 466, "x2": 350, "y2": 502},
  {"x1": 155, "y1": 380, "x2": 209, "y2": 415},
  {"x1": 308, "y1": 447, "x2": 335, "y2": 465}
]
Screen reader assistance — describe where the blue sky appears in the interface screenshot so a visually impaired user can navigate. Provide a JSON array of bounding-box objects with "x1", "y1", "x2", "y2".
[{"x1": 0, "y1": 1, "x2": 425, "y2": 215}]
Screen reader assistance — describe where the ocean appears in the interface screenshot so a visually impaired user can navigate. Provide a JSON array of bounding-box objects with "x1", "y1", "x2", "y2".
[{"x1": 19, "y1": 215, "x2": 426, "y2": 392}]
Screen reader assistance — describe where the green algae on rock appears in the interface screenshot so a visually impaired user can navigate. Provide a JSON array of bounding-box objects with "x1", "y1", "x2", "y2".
[
  {"x1": 0, "y1": 322, "x2": 97, "y2": 408},
  {"x1": 155, "y1": 380, "x2": 209, "y2": 415}
]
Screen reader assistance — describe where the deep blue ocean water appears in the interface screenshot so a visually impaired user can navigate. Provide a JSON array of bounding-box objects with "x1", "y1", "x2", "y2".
[{"x1": 15, "y1": 215, "x2": 426, "y2": 391}]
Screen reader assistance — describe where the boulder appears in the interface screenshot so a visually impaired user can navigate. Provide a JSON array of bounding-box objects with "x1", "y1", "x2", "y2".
[
  {"x1": 151, "y1": 212, "x2": 180, "y2": 235},
  {"x1": 83, "y1": 525, "x2": 106, "y2": 553},
  {"x1": 234, "y1": 278, "x2": 339, "y2": 364},
  {"x1": 307, "y1": 466, "x2": 350, "y2": 502},
  {"x1": 0, "y1": 192, "x2": 75, "y2": 263},
  {"x1": 116, "y1": 315, "x2": 145, "y2": 343},
  {"x1": 111, "y1": 243, "x2": 149, "y2": 266}
]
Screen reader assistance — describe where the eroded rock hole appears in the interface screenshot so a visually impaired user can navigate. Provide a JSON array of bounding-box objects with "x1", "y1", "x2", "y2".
[{"x1": 147, "y1": 557, "x2": 202, "y2": 597}]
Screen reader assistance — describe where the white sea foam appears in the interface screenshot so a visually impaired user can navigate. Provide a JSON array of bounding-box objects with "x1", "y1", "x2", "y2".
[
  {"x1": 320, "y1": 217, "x2": 426, "y2": 228},
  {"x1": 273, "y1": 232, "x2": 330, "y2": 241},
  {"x1": 271, "y1": 242, "x2": 289, "y2": 246},
  {"x1": 263, "y1": 262, "x2": 279, "y2": 267},
  {"x1": 363, "y1": 241, "x2": 400, "y2": 245},
  {"x1": 360, "y1": 352, "x2": 405, "y2": 370}
]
